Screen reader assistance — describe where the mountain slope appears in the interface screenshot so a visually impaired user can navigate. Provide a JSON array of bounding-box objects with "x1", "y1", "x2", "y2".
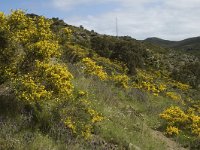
[
  {"x1": 144, "y1": 36, "x2": 200, "y2": 52},
  {"x1": 144, "y1": 37, "x2": 176, "y2": 48},
  {"x1": 0, "y1": 11, "x2": 199, "y2": 150}
]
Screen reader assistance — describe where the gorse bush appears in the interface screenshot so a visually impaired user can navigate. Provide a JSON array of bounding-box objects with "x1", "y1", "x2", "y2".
[
  {"x1": 131, "y1": 69, "x2": 191, "y2": 99},
  {"x1": 61, "y1": 90, "x2": 104, "y2": 139},
  {"x1": 165, "y1": 92, "x2": 182, "y2": 101},
  {"x1": 34, "y1": 61, "x2": 74, "y2": 97},
  {"x1": 0, "y1": 10, "x2": 58, "y2": 78},
  {"x1": 64, "y1": 44, "x2": 89, "y2": 63},
  {"x1": 111, "y1": 74, "x2": 130, "y2": 89},
  {"x1": 93, "y1": 56, "x2": 128, "y2": 74},
  {"x1": 13, "y1": 74, "x2": 52, "y2": 104},
  {"x1": 160, "y1": 106, "x2": 200, "y2": 136},
  {"x1": 0, "y1": 10, "x2": 103, "y2": 140},
  {"x1": 27, "y1": 40, "x2": 60, "y2": 61},
  {"x1": 81, "y1": 57, "x2": 108, "y2": 80},
  {"x1": 81, "y1": 57, "x2": 131, "y2": 88}
]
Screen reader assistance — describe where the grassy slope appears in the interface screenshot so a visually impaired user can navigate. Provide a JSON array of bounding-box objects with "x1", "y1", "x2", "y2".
[
  {"x1": 69, "y1": 65, "x2": 168, "y2": 150},
  {"x1": 0, "y1": 63, "x2": 185, "y2": 150}
]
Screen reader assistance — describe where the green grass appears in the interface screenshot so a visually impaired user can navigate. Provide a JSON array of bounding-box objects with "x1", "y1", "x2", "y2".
[
  {"x1": 71, "y1": 72, "x2": 169, "y2": 149},
  {"x1": 0, "y1": 63, "x2": 196, "y2": 150}
]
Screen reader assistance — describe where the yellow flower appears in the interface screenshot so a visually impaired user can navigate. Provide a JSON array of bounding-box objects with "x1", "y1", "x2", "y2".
[
  {"x1": 82, "y1": 57, "x2": 108, "y2": 80},
  {"x1": 111, "y1": 74, "x2": 130, "y2": 88},
  {"x1": 166, "y1": 92, "x2": 181, "y2": 101},
  {"x1": 166, "y1": 126, "x2": 180, "y2": 135},
  {"x1": 64, "y1": 117, "x2": 76, "y2": 133}
]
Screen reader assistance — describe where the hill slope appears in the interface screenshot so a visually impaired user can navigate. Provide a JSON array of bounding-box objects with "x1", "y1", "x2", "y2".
[
  {"x1": 144, "y1": 37, "x2": 200, "y2": 54},
  {"x1": 144, "y1": 37, "x2": 176, "y2": 48},
  {"x1": 0, "y1": 11, "x2": 199, "y2": 150}
]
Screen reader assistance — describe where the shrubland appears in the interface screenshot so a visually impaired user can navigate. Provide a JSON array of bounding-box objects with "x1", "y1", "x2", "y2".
[{"x1": 0, "y1": 10, "x2": 199, "y2": 150}]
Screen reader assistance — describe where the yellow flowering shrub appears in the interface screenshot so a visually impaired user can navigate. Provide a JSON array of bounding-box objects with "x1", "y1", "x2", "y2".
[
  {"x1": 132, "y1": 69, "x2": 191, "y2": 100},
  {"x1": 61, "y1": 27, "x2": 72, "y2": 36},
  {"x1": 190, "y1": 115, "x2": 200, "y2": 136},
  {"x1": 0, "y1": 10, "x2": 74, "y2": 97},
  {"x1": 13, "y1": 61, "x2": 74, "y2": 103},
  {"x1": 82, "y1": 57, "x2": 108, "y2": 80},
  {"x1": 160, "y1": 106, "x2": 188, "y2": 125},
  {"x1": 81, "y1": 57, "x2": 129, "y2": 89},
  {"x1": 0, "y1": 12, "x2": 9, "y2": 31},
  {"x1": 27, "y1": 40, "x2": 60, "y2": 61},
  {"x1": 64, "y1": 117, "x2": 76, "y2": 133},
  {"x1": 166, "y1": 126, "x2": 180, "y2": 135},
  {"x1": 56, "y1": 27, "x2": 72, "y2": 44},
  {"x1": 166, "y1": 92, "x2": 182, "y2": 101},
  {"x1": 168, "y1": 81, "x2": 191, "y2": 91},
  {"x1": 94, "y1": 56, "x2": 128, "y2": 74},
  {"x1": 62, "y1": 90, "x2": 104, "y2": 139},
  {"x1": 132, "y1": 69, "x2": 167, "y2": 96},
  {"x1": 81, "y1": 57, "x2": 130, "y2": 88},
  {"x1": 77, "y1": 90, "x2": 88, "y2": 98},
  {"x1": 8, "y1": 10, "x2": 28, "y2": 30},
  {"x1": 187, "y1": 108, "x2": 200, "y2": 136},
  {"x1": 3, "y1": 10, "x2": 74, "y2": 101},
  {"x1": 13, "y1": 75, "x2": 52, "y2": 104},
  {"x1": 36, "y1": 16, "x2": 53, "y2": 40},
  {"x1": 1, "y1": 10, "x2": 104, "y2": 141},
  {"x1": 8, "y1": 10, "x2": 54, "y2": 44},
  {"x1": 160, "y1": 106, "x2": 200, "y2": 136},
  {"x1": 35, "y1": 61, "x2": 74, "y2": 97},
  {"x1": 111, "y1": 74, "x2": 130, "y2": 89},
  {"x1": 0, "y1": 10, "x2": 59, "y2": 78},
  {"x1": 158, "y1": 83, "x2": 167, "y2": 91},
  {"x1": 186, "y1": 99, "x2": 200, "y2": 114},
  {"x1": 65, "y1": 44, "x2": 89, "y2": 62},
  {"x1": 81, "y1": 125, "x2": 93, "y2": 139},
  {"x1": 87, "y1": 108, "x2": 104, "y2": 123}
]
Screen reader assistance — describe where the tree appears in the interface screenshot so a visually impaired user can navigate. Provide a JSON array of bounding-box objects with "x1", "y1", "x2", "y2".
[{"x1": 111, "y1": 40, "x2": 146, "y2": 74}]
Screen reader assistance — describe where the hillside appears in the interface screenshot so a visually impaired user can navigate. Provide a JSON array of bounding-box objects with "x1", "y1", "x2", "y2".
[
  {"x1": 0, "y1": 11, "x2": 199, "y2": 150},
  {"x1": 144, "y1": 37, "x2": 176, "y2": 48},
  {"x1": 144, "y1": 37, "x2": 200, "y2": 56}
]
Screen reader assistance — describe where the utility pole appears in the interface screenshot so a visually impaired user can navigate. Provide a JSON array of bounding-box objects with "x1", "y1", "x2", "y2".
[{"x1": 116, "y1": 17, "x2": 118, "y2": 37}]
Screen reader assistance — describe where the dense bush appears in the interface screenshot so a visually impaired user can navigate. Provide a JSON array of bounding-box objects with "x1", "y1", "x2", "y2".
[
  {"x1": 0, "y1": 10, "x2": 103, "y2": 141},
  {"x1": 160, "y1": 106, "x2": 200, "y2": 136},
  {"x1": 91, "y1": 36, "x2": 148, "y2": 75},
  {"x1": 172, "y1": 62, "x2": 200, "y2": 89}
]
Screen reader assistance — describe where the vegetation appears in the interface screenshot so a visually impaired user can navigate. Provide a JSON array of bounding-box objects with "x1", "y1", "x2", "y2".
[
  {"x1": 0, "y1": 10, "x2": 199, "y2": 150},
  {"x1": 144, "y1": 36, "x2": 200, "y2": 52}
]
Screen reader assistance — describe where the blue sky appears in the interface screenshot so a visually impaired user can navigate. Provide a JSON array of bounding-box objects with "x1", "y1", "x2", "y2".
[{"x1": 1, "y1": 0, "x2": 200, "y2": 40}]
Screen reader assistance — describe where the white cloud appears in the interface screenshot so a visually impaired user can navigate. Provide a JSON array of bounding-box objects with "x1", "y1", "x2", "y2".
[
  {"x1": 164, "y1": 0, "x2": 200, "y2": 9},
  {"x1": 52, "y1": 0, "x2": 200, "y2": 40},
  {"x1": 52, "y1": 0, "x2": 90, "y2": 10},
  {"x1": 52, "y1": 0, "x2": 115, "y2": 10}
]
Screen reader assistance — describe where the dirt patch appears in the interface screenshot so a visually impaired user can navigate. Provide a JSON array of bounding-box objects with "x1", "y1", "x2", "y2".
[{"x1": 151, "y1": 129, "x2": 188, "y2": 150}]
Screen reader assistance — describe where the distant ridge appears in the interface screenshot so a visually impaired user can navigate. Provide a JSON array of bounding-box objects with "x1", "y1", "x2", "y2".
[
  {"x1": 144, "y1": 36, "x2": 200, "y2": 52},
  {"x1": 144, "y1": 37, "x2": 176, "y2": 47}
]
